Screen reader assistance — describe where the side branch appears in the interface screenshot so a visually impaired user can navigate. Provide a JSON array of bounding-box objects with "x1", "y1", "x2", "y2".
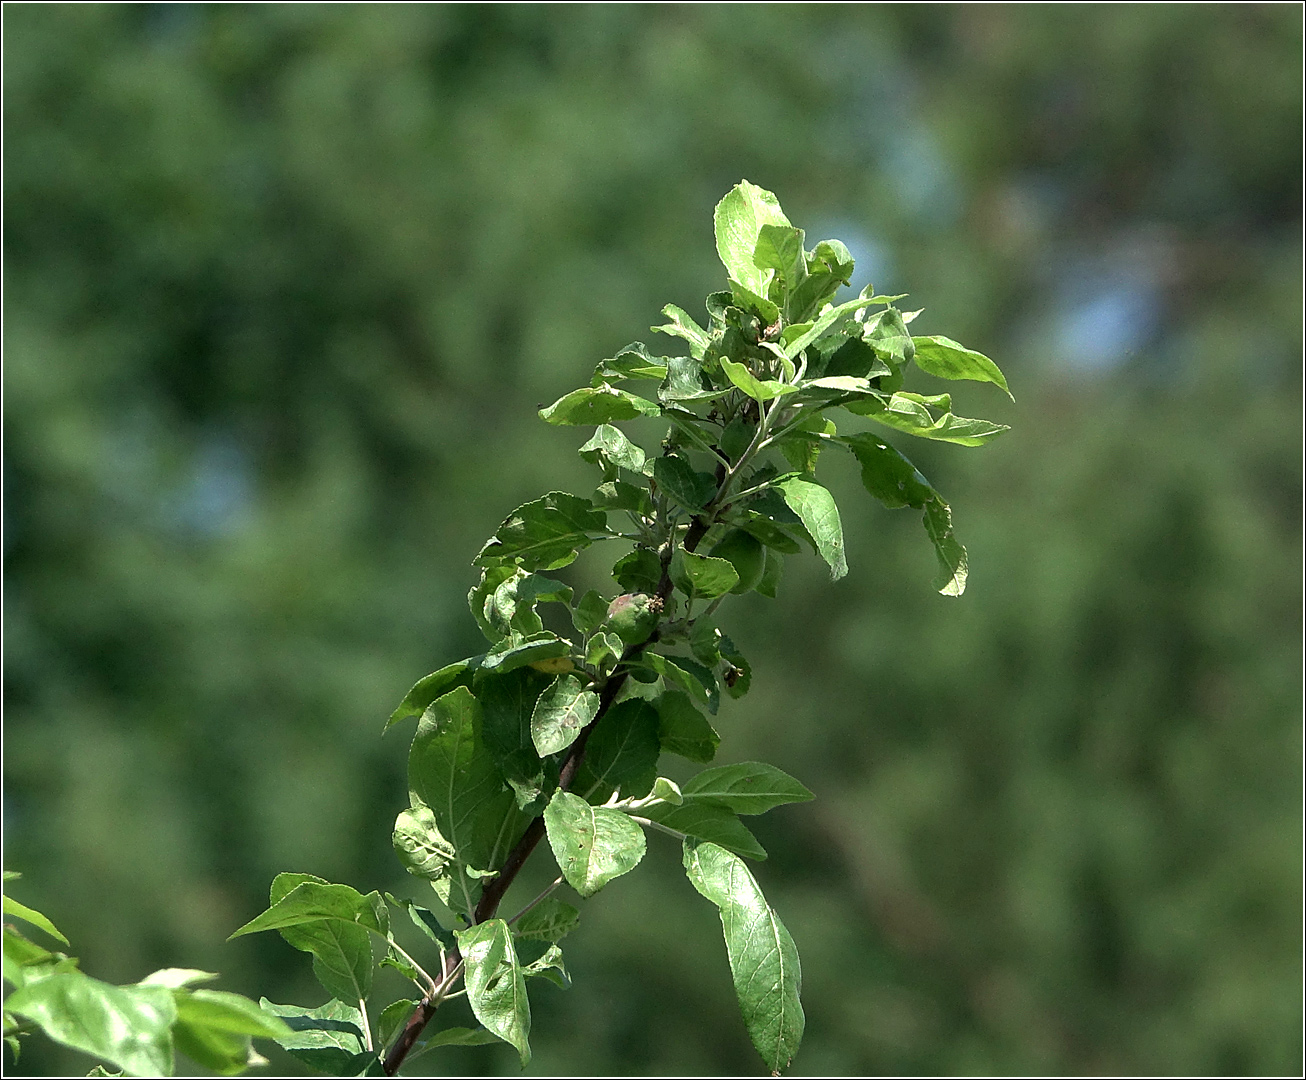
[{"x1": 383, "y1": 504, "x2": 710, "y2": 1074}]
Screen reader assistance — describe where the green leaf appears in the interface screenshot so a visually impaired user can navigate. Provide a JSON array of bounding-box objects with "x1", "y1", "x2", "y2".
[
  {"x1": 777, "y1": 414, "x2": 835, "y2": 476},
  {"x1": 652, "y1": 304, "x2": 711, "y2": 358},
  {"x1": 851, "y1": 392, "x2": 1010, "y2": 446},
  {"x1": 539, "y1": 385, "x2": 660, "y2": 426},
  {"x1": 578, "y1": 424, "x2": 649, "y2": 475},
  {"x1": 777, "y1": 478, "x2": 847, "y2": 580},
  {"x1": 923, "y1": 497, "x2": 968, "y2": 597},
  {"x1": 788, "y1": 241, "x2": 855, "y2": 323},
  {"x1": 531, "y1": 674, "x2": 600, "y2": 757},
  {"x1": 409, "y1": 1025, "x2": 503, "y2": 1058},
  {"x1": 455, "y1": 920, "x2": 531, "y2": 1066},
  {"x1": 837, "y1": 434, "x2": 968, "y2": 596},
  {"x1": 406, "y1": 687, "x2": 526, "y2": 917},
  {"x1": 512, "y1": 898, "x2": 580, "y2": 944},
  {"x1": 727, "y1": 279, "x2": 781, "y2": 325},
  {"x1": 3, "y1": 923, "x2": 71, "y2": 992},
  {"x1": 475, "y1": 492, "x2": 608, "y2": 572},
  {"x1": 230, "y1": 876, "x2": 387, "y2": 939},
  {"x1": 782, "y1": 293, "x2": 883, "y2": 360},
  {"x1": 521, "y1": 944, "x2": 570, "y2": 989},
  {"x1": 258, "y1": 998, "x2": 372, "y2": 1076},
  {"x1": 571, "y1": 590, "x2": 610, "y2": 636},
  {"x1": 660, "y1": 356, "x2": 726, "y2": 404},
  {"x1": 862, "y1": 306, "x2": 915, "y2": 366},
  {"x1": 670, "y1": 549, "x2": 739, "y2": 599},
  {"x1": 483, "y1": 571, "x2": 574, "y2": 639},
  {"x1": 682, "y1": 762, "x2": 814, "y2": 815},
  {"x1": 655, "y1": 691, "x2": 720, "y2": 763},
  {"x1": 468, "y1": 566, "x2": 519, "y2": 641},
  {"x1": 385, "y1": 657, "x2": 481, "y2": 733},
  {"x1": 753, "y1": 224, "x2": 807, "y2": 295},
  {"x1": 230, "y1": 875, "x2": 385, "y2": 1005},
  {"x1": 714, "y1": 181, "x2": 791, "y2": 295},
  {"x1": 838, "y1": 433, "x2": 934, "y2": 510},
  {"x1": 5, "y1": 971, "x2": 177, "y2": 1077},
  {"x1": 612, "y1": 547, "x2": 662, "y2": 593},
  {"x1": 172, "y1": 990, "x2": 292, "y2": 1077},
  {"x1": 719, "y1": 634, "x2": 753, "y2": 698},
  {"x1": 136, "y1": 969, "x2": 220, "y2": 990},
  {"x1": 738, "y1": 514, "x2": 801, "y2": 554},
  {"x1": 592, "y1": 478, "x2": 653, "y2": 516},
  {"x1": 584, "y1": 630, "x2": 625, "y2": 675},
  {"x1": 377, "y1": 999, "x2": 418, "y2": 1053},
  {"x1": 720, "y1": 359, "x2": 797, "y2": 404},
  {"x1": 2, "y1": 895, "x2": 69, "y2": 946},
  {"x1": 544, "y1": 792, "x2": 646, "y2": 897},
  {"x1": 756, "y1": 546, "x2": 784, "y2": 599},
  {"x1": 912, "y1": 335, "x2": 1013, "y2": 399},
  {"x1": 641, "y1": 652, "x2": 719, "y2": 714},
  {"x1": 573, "y1": 698, "x2": 660, "y2": 803},
  {"x1": 477, "y1": 667, "x2": 555, "y2": 813},
  {"x1": 392, "y1": 805, "x2": 456, "y2": 881},
  {"x1": 640, "y1": 802, "x2": 766, "y2": 861},
  {"x1": 592, "y1": 342, "x2": 671, "y2": 384},
  {"x1": 385, "y1": 894, "x2": 457, "y2": 952},
  {"x1": 653, "y1": 455, "x2": 716, "y2": 513},
  {"x1": 683, "y1": 840, "x2": 804, "y2": 1073},
  {"x1": 481, "y1": 632, "x2": 571, "y2": 675}
]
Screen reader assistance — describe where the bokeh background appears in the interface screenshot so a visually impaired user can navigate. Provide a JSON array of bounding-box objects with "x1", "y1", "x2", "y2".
[{"x1": 4, "y1": 5, "x2": 1301, "y2": 1076}]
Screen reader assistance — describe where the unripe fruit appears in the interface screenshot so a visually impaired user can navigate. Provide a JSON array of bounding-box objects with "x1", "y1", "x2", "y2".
[
  {"x1": 604, "y1": 592, "x2": 659, "y2": 646},
  {"x1": 709, "y1": 529, "x2": 766, "y2": 594}
]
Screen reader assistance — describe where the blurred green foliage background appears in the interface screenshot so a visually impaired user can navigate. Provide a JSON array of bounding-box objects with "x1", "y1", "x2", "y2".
[{"x1": 3, "y1": 4, "x2": 1301, "y2": 1076}]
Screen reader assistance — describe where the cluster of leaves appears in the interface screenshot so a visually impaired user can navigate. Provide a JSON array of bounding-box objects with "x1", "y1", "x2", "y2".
[
  {"x1": 229, "y1": 182, "x2": 1007, "y2": 1077},
  {"x1": 3, "y1": 872, "x2": 291, "y2": 1077},
  {"x1": 4, "y1": 182, "x2": 1008, "y2": 1078}
]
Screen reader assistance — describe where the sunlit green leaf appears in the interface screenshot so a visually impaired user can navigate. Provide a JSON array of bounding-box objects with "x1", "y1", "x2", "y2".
[
  {"x1": 392, "y1": 805, "x2": 456, "y2": 882},
  {"x1": 455, "y1": 919, "x2": 531, "y2": 1065},
  {"x1": 579, "y1": 424, "x2": 648, "y2": 475},
  {"x1": 714, "y1": 180, "x2": 791, "y2": 295},
  {"x1": 681, "y1": 762, "x2": 813, "y2": 815},
  {"x1": 521, "y1": 944, "x2": 570, "y2": 989},
  {"x1": 513, "y1": 898, "x2": 580, "y2": 944},
  {"x1": 475, "y1": 492, "x2": 608, "y2": 572},
  {"x1": 591, "y1": 341, "x2": 671, "y2": 384},
  {"x1": 671, "y1": 549, "x2": 739, "y2": 599},
  {"x1": 481, "y1": 632, "x2": 572, "y2": 675},
  {"x1": 653, "y1": 454, "x2": 716, "y2": 513},
  {"x1": 258, "y1": 998, "x2": 372, "y2": 1076},
  {"x1": 912, "y1": 335, "x2": 1013, "y2": 399},
  {"x1": 406, "y1": 687, "x2": 526, "y2": 916},
  {"x1": 539, "y1": 384, "x2": 660, "y2": 426},
  {"x1": 573, "y1": 698, "x2": 660, "y2": 803},
  {"x1": 849, "y1": 391, "x2": 1009, "y2": 446},
  {"x1": 753, "y1": 224, "x2": 807, "y2": 296},
  {"x1": 862, "y1": 306, "x2": 914, "y2": 366},
  {"x1": 683, "y1": 840, "x2": 804, "y2": 1073},
  {"x1": 5, "y1": 971, "x2": 176, "y2": 1077},
  {"x1": 171, "y1": 989, "x2": 292, "y2": 1077},
  {"x1": 385, "y1": 657, "x2": 482, "y2": 734},
  {"x1": 531, "y1": 674, "x2": 600, "y2": 757},
  {"x1": 923, "y1": 497, "x2": 968, "y2": 597},
  {"x1": 2, "y1": 894, "x2": 69, "y2": 946},
  {"x1": 652, "y1": 304, "x2": 711, "y2": 358},
  {"x1": 777, "y1": 478, "x2": 847, "y2": 580},
  {"x1": 544, "y1": 791, "x2": 646, "y2": 897},
  {"x1": 640, "y1": 802, "x2": 766, "y2": 860},
  {"x1": 720, "y1": 359, "x2": 796, "y2": 404}
]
